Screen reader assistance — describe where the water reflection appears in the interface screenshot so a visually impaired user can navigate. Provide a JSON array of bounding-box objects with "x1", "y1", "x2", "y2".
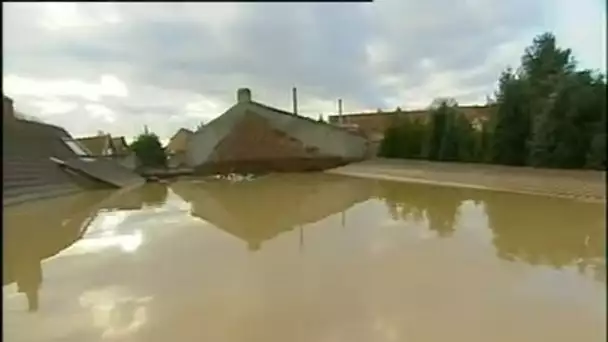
[
  {"x1": 2, "y1": 175, "x2": 605, "y2": 342},
  {"x1": 483, "y1": 190, "x2": 605, "y2": 282},
  {"x1": 2, "y1": 184, "x2": 170, "y2": 312},
  {"x1": 376, "y1": 180, "x2": 606, "y2": 282},
  {"x1": 171, "y1": 174, "x2": 373, "y2": 251},
  {"x1": 378, "y1": 181, "x2": 466, "y2": 237}
]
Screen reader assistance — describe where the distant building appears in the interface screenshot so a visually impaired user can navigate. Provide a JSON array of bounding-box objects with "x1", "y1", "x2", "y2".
[
  {"x1": 328, "y1": 105, "x2": 493, "y2": 155},
  {"x1": 165, "y1": 128, "x2": 194, "y2": 168},
  {"x1": 185, "y1": 88, "x2": 369, "y2": 174},
  {"x1": 76, "y1": 133, "x2": 136, "y2": 170}
]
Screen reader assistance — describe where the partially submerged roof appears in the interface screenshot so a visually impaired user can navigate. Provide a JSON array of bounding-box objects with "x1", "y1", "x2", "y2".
[
  {"x1": 4, "y1": 98, "x2": 145, "y2": 205},
  {"x1": 187, "y1": 88, "x2": 369, "y2": 168}
]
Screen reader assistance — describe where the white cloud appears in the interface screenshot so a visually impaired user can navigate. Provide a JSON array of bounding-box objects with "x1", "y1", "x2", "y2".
[
  {"x1": 3, "y1": 74, "x2": 128, "y2": 101},
  {"x1": 85, "y1": 103, "x2": 117, "y2": 123},
  {"x1": 39, "y1": 2, "x2": 122, "y2": 30},
  {"x1": 32, "y1": 99, "x2": 78, "y2": 116},
  {"x1": 2, "y1": 1, "x2": 605, "y2": 141}
]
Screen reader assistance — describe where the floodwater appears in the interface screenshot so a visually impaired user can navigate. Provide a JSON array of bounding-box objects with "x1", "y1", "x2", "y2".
[{"x1": 3, "y1": 174, "x2": 606, "y2": 342}]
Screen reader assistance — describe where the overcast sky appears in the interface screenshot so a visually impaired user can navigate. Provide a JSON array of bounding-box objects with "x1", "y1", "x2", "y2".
[{"x1": 3, "y1": 1, "x2": 606, "y2": 143}]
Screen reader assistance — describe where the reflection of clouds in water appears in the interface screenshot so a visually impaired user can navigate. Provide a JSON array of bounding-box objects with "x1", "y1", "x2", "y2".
[
  {"x1": 53, "y1": 230, "x2": 143, "y2": 258},
  {"x1": 514, "y1": 265, "x2": 605, "y2": 312},
  {"x1": 79, "y1": 287, "x2": 151, "y2": 339},
  {"x1": 89, "y1": 210, "x2": 129, "y2": 233},
  {"x1": 452, "y1": 201, "x2": 495, "y2": 249}
]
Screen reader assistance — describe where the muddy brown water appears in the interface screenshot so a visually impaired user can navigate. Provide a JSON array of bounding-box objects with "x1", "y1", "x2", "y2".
[{"x1": 3, "y1": 174, "x2": 606, "y2": 342}]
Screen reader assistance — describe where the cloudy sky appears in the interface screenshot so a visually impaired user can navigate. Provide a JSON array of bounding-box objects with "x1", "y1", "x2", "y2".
[{"x1": 3, "y1": 1, "x2": 606, "y2": 143}]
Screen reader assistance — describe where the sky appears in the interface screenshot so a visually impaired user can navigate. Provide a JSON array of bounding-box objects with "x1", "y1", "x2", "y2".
[{"x1": 2, "y1": 1, "x2": 606, "y2": 144}]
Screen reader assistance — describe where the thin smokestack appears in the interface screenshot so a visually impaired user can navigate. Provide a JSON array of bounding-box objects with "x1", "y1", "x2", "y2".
[
  {"x1": 338, "y1": 99, "x2": 343, "y2": 124},
  {"x1": 292, "y1": 87, "x2": 298, "y2": 115}
]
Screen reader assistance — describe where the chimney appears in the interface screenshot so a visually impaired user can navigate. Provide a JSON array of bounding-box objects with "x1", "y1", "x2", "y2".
[
  {"x1": 3, "y1": 95, "x2": 15, "y2": 122},
  {"x1": 237, "y1": 88, "x2": 252, "y2": 103},
  {"x1": 292, "y1": 87, "x2": 298, "y2": 115},
  {"x1": 338, "y1": 99, "x2": 343, "y2": 124}
]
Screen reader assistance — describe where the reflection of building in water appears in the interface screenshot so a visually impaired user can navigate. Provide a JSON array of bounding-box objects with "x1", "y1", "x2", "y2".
[
  {"x1": 171, "y1": 174, "x2": 373, "y2": 250},
  {"x1": 2, "y1": 184, "x2": 169, "y2": 312}
]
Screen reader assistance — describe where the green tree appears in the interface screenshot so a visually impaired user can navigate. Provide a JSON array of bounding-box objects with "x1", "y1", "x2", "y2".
[
  {"x1": 473, "y1": 119, "x2": 492, "y2": 162},
  {"x1": 378, "y1": 126, "x2": 401, "y2": 158},
  {"x1": 378, "y1": 117, "x2": 428, "y2": 159},
  {"x1": 489, "y1": 68, "x2": 531, "y2": 165},
  {"x1": 130, "y1": 132, "x2": 167, "y2": 168},
  {"x1": 523, "y1": 33, "x2": 578, "y2": 167},
  {"x1": 426, "y1": 99, "x2": 452, "y2": 160},
  {"x1": 427, "y1": 98, "x2": 470, "y2": 161}
]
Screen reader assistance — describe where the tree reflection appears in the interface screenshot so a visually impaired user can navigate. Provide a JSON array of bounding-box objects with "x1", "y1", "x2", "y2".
[
  {"x1": 483, "y1": 191, "x2": 605, "y2": 276},
  {"x1": 377, "y1": 180, "x2": 468, "y2": 237},
  {"x1": 376, "y1": 180, "x2": 605, "y2": 282}
]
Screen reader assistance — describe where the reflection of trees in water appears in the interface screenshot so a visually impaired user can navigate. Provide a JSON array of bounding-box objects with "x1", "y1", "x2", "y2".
[
  {"x1": 482, "y1": 191, "x2": 605, "y2": 278},
  {"x1": 377, "y1": 180, "x2": 605, "y2": 281},
  {"x1": 377, "y1": 181, "x2": 467, "y2": 237}
]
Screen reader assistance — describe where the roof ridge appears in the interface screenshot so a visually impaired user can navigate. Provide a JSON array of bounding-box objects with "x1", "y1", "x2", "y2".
[{"x1": 249, "y1": 101, "x2": 366, "y2": 138}]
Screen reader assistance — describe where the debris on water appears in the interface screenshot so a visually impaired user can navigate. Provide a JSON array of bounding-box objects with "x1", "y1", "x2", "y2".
[{"x1": 212, "y1": 173, "x2": 257, "y2": 182}]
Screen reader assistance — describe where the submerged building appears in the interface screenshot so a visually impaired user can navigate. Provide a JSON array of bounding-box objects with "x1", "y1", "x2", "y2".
[
  {"x1": 3, "y1": 95, "x2": 144, "y2": 206},
  {"x1": 186, "y1": 88, "x2": 370, "y2": 174}
]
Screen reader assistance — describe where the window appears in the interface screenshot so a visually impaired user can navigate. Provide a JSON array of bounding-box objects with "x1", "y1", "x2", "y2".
[{"x1": 63, "y1": 139, "x2": 91, "y2": 156}]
